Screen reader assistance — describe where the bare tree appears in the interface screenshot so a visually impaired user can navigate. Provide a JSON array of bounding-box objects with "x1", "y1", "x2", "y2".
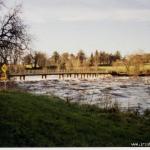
[
  {"x1": 23, "y1": 53, "x2": 33, "y2": 65},
  {"x1": 0, "y1": 4, "x2": 30, "y2": 64},
  {"x1": 129, "y1": 54, "x2": 144, "y2": 75},
  {"x1": 114, "y1": 54, "x2": 144, "y2": 75}
]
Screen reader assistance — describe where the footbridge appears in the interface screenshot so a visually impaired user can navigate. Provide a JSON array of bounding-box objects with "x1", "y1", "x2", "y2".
[{"x1": 8, "y1": 69, "x2": 113, "y2": 80}]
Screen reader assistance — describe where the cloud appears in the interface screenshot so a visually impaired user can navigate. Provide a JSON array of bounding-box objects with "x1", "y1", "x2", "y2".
[
  {"x1": 58, "y1": 7, "x2": 150, "y2": 22},
  {"x1": 21, "y1": 0, "x2": 150, "y2": 24},
  {"x1": 114, "y1": 9, "x2": 150, "y2": 22}
]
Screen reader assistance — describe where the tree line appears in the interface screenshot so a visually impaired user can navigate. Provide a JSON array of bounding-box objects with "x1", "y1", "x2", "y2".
[
  {"x1": 22, "y1": 50, "x2": 150, "y2": 75},
  {"x1": 22, "y1": 50, "x2": 122, "y2": 70}
]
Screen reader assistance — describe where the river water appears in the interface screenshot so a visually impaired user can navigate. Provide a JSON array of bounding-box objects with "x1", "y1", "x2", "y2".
[{"x1": 13, "y1": 75, "x2": 150, "y2": 112}]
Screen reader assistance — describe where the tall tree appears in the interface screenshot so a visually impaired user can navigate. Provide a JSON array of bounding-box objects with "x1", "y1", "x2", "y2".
[
  {"x1": 114, "y1": 51, "x2": 121, "y2": 60},
  {"x1": 32, "y1": 51, "x2": 47, "y2": 68},
  {"x1": 88, "y1": 53, "x2": 94, "y2": 66},
  {"x1": 94, "y1": 50, "x2": 99, "y2": 67},
  {"x1": 23, "y1": 54, "x2": 32, "y2": 65},
  {"x1": 61, "y1": 52, "x2": 69, "y2": 62},
  {"x1": 77, "y1": 50, "x2": 86, "y2": 67},
  {"x1": 0, "y1": 4, "x2": 30, "y2": 64},
  {"x1": 51, "y1": 51, "x2": 60, "y2": 64}
]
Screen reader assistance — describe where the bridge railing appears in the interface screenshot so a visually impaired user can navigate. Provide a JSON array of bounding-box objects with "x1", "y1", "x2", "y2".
[{"x1": 9, "y1": 69, "x2": 110, "y2": 75}]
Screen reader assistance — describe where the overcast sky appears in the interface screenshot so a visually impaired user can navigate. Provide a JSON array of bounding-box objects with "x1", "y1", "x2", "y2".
[{"x1": 6, "y1": 0, "x2": 150, "y2": 56}]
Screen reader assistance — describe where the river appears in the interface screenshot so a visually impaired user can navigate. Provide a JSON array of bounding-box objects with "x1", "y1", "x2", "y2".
[{"x1": 13, "y1": 75, "x2": 150, "y2": 113}]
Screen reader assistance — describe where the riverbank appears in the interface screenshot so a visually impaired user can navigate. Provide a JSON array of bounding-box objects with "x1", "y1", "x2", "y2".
[{"x1": 0, "y1": 90, "x2": 150, "y2": 147}]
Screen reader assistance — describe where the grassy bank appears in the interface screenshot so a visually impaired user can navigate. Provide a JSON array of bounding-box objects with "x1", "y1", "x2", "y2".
[
  {"x1": 98, "y1": 64, "x2": 150, "y2": 75},
  {"x1": 0, "y1": 90, "x2": 150, "y2": 147}
]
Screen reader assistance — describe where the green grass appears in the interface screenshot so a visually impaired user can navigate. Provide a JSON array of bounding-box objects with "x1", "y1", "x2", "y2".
[
  {"x1": 98, "y1": 64, "x2": 150, "y2": 74},
  {"x1": 98, "y1": 65, "x2": 128, "y2": 73},
  {"x1": 0, "y1": 90, "x2": 150, "y2": 147}
]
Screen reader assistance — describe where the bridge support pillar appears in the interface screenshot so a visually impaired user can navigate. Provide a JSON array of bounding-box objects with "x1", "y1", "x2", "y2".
[
  {"x1": 76, "y1": 74, "x2": 79, "y2": 78},
  {"x1": 59, "y1": 74, "x2": 61, "y2": 79},
  {"x1": 83, "y1": 74, "x2": 85, "y2": 79},
  {"x1": 92, "y1": 74, "x2": 93, "y2": 78},
  {"x1": 23, "y1": 75, "x2": 25, "y2": 81},
  {"x1": 62, "y1": 74, "x2": 64, "y2": 80},
  {"x1": 19, "y1": 75, "x2": 25, "y2": 81}
]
